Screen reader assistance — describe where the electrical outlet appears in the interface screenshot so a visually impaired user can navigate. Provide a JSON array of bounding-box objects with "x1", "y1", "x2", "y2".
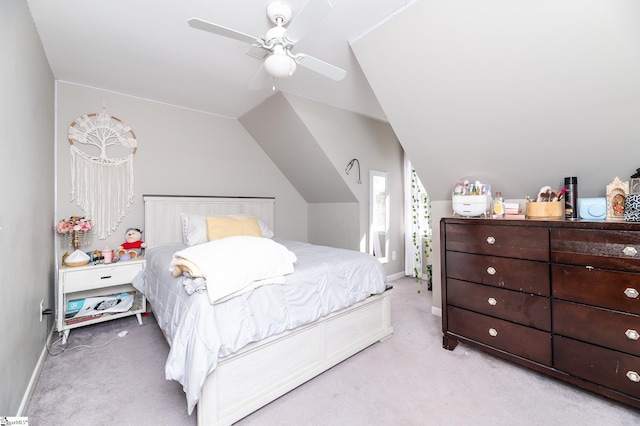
[{"x1": 39, "y1": 300, "x2": 44, "y2": 322}]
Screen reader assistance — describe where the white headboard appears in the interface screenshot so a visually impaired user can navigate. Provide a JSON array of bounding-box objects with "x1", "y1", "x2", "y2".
[{"x1": 143, "y1": 195, "x2": 275, "y2": 247}]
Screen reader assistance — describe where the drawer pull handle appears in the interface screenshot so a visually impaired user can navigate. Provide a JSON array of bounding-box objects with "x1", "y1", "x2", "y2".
[
  {"x1": 100, "y1": 276, "x2": 112, "y2": 280},
  {"x1": 624, "y1": 288, "x2": 640, "y2": 299},
  {"x1": 623, "y1": 246, "x2": 638, "y2": 257},
  {"x1": 487, "y1": 266, "x2": 496, "y2": 275},
  {"x1": 626, "y1": 371, "x2": 640, "y2": 383},
  {"x1": 626, "y1": 329, "x2": 640, "y2": 341},
  {"x1": 486, "y1": 236, "x2": 495, "y2": 245},
  {"x1": 488, "y1": 328, "x2": 498, "y2": 337},
  {"x1": 488, "y1": 297, "x2": 497, "y2": 306}
]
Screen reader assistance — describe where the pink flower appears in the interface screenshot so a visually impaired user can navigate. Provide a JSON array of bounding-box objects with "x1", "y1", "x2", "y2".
[{"x1": 56, "y1": 215, "x2": 93, "y2": 234}]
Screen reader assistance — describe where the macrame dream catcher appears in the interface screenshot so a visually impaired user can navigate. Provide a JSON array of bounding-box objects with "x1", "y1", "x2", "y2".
[{"x1": 68, "y1": 111, "x2": 137, "y2": 239}]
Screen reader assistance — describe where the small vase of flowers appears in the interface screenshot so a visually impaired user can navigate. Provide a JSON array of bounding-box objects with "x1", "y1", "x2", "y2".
[{"x1": 56, "y1": 215, "x2": 93, "y2": 251}]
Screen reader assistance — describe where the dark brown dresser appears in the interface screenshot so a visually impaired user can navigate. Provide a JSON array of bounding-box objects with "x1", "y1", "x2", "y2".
[{"x1": 441, "y1": 217, "x2": 640, "y2": 408}]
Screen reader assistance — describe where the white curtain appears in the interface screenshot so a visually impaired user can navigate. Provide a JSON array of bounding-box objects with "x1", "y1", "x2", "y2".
[{"x1": 404, "y1": 156, "x2": 431, "y2": 278}]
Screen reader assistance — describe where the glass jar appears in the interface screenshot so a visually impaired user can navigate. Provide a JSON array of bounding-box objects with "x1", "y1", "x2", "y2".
[{"x1": 493, "y1": 192, "x2": 505, "y2": 217}]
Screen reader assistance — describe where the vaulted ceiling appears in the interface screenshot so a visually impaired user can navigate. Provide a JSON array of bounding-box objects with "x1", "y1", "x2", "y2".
[
  {"x1": 27, "y1": 0, "x2": 411, "y2": 121},
  {"x1": 29, "y1": 0, "x2": 640, "y2": 203}
]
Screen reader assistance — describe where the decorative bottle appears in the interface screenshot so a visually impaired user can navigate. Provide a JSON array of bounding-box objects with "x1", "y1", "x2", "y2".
[
  {"x1": 564, "y1": 177, "x2": 578, "y2": 220},
  {"x1": 493, "y1": 192, "x2": 505, "y2": 218}
]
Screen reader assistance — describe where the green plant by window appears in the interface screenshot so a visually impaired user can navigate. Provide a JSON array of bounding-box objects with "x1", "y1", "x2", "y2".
[{"x1": 410, "y1": 168, "x2": 432, "y2": 293}]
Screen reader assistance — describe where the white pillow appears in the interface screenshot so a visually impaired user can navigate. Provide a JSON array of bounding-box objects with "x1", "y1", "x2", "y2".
[
  {"x1": 180, "y1": 214, "x2": 274, "y2": 246},
  {"x1": 180, "y1": 214, "x2": 207, "y2": 246}
]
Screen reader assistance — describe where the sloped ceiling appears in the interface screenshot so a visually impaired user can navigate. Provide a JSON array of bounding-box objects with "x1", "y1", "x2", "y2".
[
  {"x1": 352, "y1": 0, "x2": 640, "y2": 201},
  {"x1": 240, "y1": 92, "x2": 356, "y2": 203},
  {"x1": 26, "y1": 0, "x2": 410, "y2": 121},
  {"x1": 28, "y1": 0, "x2": 640, "y2": 204}
]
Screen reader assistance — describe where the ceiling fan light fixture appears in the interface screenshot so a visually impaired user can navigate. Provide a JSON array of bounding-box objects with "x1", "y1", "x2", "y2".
[
  {"x1": 189, "y1": 0, "x2": 345, "y2": 88},
  {"x1": 266, "y1": 25, "x2": 286, "y2": 42},
  {"x1": 264, "y1": 50, "x2": 297, "y2": 78},
  {"x1": 266, "y1": 1, "x2": 292, "y2": 25}
]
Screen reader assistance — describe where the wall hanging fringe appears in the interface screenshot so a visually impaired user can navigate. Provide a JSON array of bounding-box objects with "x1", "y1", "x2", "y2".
[{"x1": 68, "y1": 112, "x2": 137, "y2": 239}]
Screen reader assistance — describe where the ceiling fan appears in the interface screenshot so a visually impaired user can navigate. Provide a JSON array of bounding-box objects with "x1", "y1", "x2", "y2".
[{"x1": 188, "y1": 0, "x2": 346, "y2": 89}]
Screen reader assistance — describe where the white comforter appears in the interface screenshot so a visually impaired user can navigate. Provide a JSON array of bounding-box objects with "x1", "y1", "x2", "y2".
[{"x1": 133, "y1": 239, "x2": 387, "y2": 415}]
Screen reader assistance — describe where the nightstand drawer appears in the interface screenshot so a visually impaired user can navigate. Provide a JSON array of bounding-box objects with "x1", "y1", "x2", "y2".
[{"x1": 62, "y1": 263, "x2": 144, "y2": 293}]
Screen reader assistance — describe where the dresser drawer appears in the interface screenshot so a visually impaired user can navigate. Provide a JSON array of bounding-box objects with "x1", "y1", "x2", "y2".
[
  {"x1": 553, "y1": 300, "x2": 640, "y2": 356},
  {"x1": 555, "y1": 336, "x2": 640, "y2": 399},
  {"x1": 551, "y1": 229, "x2": 640, "y2": 272},
  {"x1": 552, "y1": 264, "x2": 640, "y2": 314},
  {"x1": 61, "y1": 263, "x2": 144, "y2": 293},
  {"x1": 446, "y1": 251, "x2": 550, "y2": 295},
  {"x1": 447, "y1": 305, "x2": 552, "y2": 365},
  {"x1": 447, "y1": 279, "x2": 550, "y2": 330},
  {"x1": 444, "y1": 223, "x2": 548, "y2": 261}
]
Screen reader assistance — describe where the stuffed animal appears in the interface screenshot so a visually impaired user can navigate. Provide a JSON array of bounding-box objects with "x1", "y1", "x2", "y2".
[{"x1": 118, "y1": 228, "x2": 147, "y2": 256}]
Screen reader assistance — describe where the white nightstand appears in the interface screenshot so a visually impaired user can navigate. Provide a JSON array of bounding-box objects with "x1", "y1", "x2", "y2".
[{"x1": 56, "y1": 258, "x2": 146, "y2": 344}]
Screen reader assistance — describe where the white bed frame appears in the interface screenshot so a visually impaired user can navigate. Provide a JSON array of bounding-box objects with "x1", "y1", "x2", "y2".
[{"x1": 143, "y1": 195, "x2": 394, "y2": 426}]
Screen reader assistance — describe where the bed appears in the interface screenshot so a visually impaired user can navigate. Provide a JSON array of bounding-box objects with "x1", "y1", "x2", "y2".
[{"x1": 136, "y1": 195, "x2": 394, "y2": 425}]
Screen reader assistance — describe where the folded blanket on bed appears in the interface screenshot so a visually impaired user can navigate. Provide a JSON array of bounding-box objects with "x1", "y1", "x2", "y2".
[
  {"x1": 181, "y1": 274, "x2": 287, "y2": 304},
  {"x1": 181, "y1": 276, "x2": 207, "y2": 295},
  {"x1": 172, "y1": 257, "x2": 204, "y2": 278},
  {"x1": 170, "y1": 235, "x2": 297, "y2": 303}
]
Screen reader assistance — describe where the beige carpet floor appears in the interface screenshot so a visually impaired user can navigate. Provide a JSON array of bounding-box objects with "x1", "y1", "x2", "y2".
[{"x1": 26, "y1": 277, "x2": 639, "y2": 425}]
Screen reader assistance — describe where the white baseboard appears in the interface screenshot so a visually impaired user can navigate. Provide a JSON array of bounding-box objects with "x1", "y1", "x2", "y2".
[
  {"x1": 17, "y1": 326, "x2": 54, "y2": 416},
  {"x1": 431, "y1": 306, "x2": 442, "y2": 317},
  {"x1": 386, "y1": 271, "x2": 405, "y2": 282}
]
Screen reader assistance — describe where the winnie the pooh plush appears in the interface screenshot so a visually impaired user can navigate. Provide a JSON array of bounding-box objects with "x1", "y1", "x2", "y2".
[{"x1": 118, "y1": 228, "x2": 147, "y2": 258}]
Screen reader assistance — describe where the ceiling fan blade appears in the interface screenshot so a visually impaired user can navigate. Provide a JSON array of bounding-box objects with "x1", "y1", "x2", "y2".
[
  {"x1": 187, "y1": 17, "x2": 258, "y2": 45},
  {"x1": 248, "y1": 63, "x2": 272, "y2": 90},
  {"x1": 285, "y1": 0, "x2": 332, "y2": 43},
  {"x1": 295, "y1": 54, "x2": 346, "y2": 81}
]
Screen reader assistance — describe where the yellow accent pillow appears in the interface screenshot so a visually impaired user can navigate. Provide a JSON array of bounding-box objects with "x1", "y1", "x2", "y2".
[{"x1": 206, "y1": 216, "x2": 262, "y2": 241}]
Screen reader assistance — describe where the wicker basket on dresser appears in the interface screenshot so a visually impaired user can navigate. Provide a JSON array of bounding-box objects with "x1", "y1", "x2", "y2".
[{"x1": 441, "y1": 217, "x2": 640, "y2": 408}]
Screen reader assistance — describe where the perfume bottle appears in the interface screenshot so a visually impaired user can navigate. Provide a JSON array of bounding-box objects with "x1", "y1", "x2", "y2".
[{"x1": 493, "y1": 192, "x2": 505, "y2": 217}]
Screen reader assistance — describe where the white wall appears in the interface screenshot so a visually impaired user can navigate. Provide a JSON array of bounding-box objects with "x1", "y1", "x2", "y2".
[
  {"x1": 354, "y1": 0, "x2": 640, "y2": 201},
  {"x1": 287, "y1": 95, "x2": 406, "y2": 276},
  {"x1": 55, "y1": 82, "x2": 308, "y2": 255},
  {"x1": 239, "y1": 92, "x2": 406, "y2": 276},
  {"x1": 0, "y1": 0, "x2": 55, "y2": 415},
  {"x1": 308, "y1": 202, "x2": 360, "y2": 250},
  {"x1": 353, "y1": 0, "x2": 640, "y2": 310}
]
